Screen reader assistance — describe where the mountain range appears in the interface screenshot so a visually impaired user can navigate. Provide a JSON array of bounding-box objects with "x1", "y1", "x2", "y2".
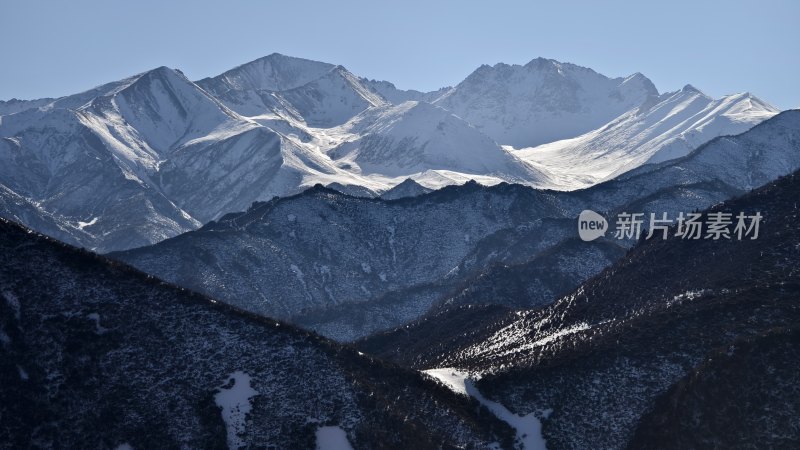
[
  {"x1": 111, "y1": 110, "x2": 800, "y2": 341},
  {"x1": 0, "y1": 53, "x2": 779, "y2": 252},
  {"x1": 1, "y1": 51, "x2": 798, "y2": 449}
]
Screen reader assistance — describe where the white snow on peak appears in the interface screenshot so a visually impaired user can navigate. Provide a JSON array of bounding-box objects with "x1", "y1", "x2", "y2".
[
  {"x1": 93, "y1": 66, "x2": 245, "y2": 154},
  {"x1": 197, "y1": 57, "x2": 384, "y2": 130},
  {"x1": 199, "y1": 53, "x2": 336, "y2": 93},
  {"x1": 0, "y1": 98, "x2": 55, "y2": 116}
]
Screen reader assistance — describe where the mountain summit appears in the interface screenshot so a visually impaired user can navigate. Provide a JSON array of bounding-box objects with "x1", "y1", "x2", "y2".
[
  {"x1": 197, "y1": 53, "x2": 336, "y2": 93},
  {"x1": 434, "y1": 58, "x2": 659, "y2": 147}
]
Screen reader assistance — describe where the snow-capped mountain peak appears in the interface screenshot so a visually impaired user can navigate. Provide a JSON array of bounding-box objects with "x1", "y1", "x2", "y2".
[
  {"x1": 196, "y1": 57, "x2": 386, "y2": 128},
  {"x1": 87, "y1": 66, "x2": 246, "y2": 153},
  {"x1": 197, "y1": 53, "x2": 336, "y2": 93},
  {"x1": 434, "y1": 57, "x2": 659, "y2": 147}
]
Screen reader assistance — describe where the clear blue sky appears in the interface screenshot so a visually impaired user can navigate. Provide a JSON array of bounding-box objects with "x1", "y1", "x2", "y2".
[{"x1": 1, "y1": 0, "x2": 798, "y2": 108}]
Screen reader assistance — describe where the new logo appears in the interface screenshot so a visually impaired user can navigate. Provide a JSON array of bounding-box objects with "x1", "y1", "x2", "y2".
[{"x1": 578, "y1": 210, "x2": 607, "y2": 242}]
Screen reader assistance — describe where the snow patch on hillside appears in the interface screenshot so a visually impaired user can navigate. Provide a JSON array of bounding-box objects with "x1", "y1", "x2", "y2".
[
  {"x1": 315, "y1": 426, "x2": 354, "y2": 450},
  {"x1": 215, "y1": 371, "x2": 258, "y2": 450},
  {"x1": 424, "y1": 368, "x2": 547, "y2": 450}
]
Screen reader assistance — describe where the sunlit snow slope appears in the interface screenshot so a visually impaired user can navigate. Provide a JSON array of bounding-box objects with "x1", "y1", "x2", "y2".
[{"x1": 515, "y1": 85, "x2": 779, "y2": 189}]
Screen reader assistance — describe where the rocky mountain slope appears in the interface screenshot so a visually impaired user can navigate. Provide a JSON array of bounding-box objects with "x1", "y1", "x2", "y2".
[
  {"x1": 112, "y1": 182, "x2": 574, "y2": 341},
  {"x1": 0, "y1": 217, "x2": 517, "y2": 449}
]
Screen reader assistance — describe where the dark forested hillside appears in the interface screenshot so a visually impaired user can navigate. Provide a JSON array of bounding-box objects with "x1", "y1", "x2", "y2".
[
  {"x1": 360, "y1": 170, "x2": 800, "y2": 449},
  {"x1": 0, "y1": 218, "x2": 515, "y2": 449}
]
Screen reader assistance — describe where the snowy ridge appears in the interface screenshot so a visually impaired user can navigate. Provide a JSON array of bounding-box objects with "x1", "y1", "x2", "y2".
[
  {"x1": 515, "y1": 85, "x2": 780, "y2": 189},
  {"x1": 0, "y1": 97, "x2": 56, "y2": 116},
  {"x1": 0, "y1": 66, "x2": 262, "y2": 250},
  {"x1": 360, "y1": 78, "x2": 453, "y2": 104},
  {"x1": 198, "y1": 55, "x2": 385, "y2": 128}
]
